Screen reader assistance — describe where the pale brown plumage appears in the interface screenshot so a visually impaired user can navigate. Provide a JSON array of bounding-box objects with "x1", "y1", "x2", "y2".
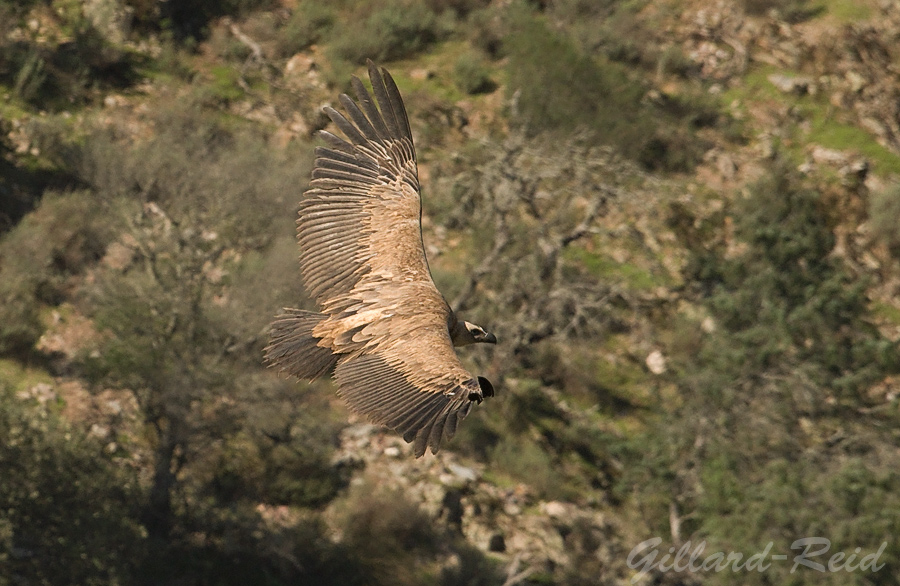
[{"x1": 265, "y1": 61, "x2": 496, "y2": 457}]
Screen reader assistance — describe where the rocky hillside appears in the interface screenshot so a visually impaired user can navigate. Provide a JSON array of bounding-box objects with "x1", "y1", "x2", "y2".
[{"x1": 2, "y1": 1, "x2": 899, "y2": 585}]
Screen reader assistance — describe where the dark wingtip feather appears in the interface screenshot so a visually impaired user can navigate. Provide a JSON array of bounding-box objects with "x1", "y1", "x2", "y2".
[
  {"x1": 380, "y1": 66, "x2": 413, "y2": 143},
  {"x1": 318, "y1": 130, "x2": 354, "y2": 153},
  {"x1": 351, "y1": 74, "x2": 391, "y2": 140},
  {"x1": 366, "y1": 61, "x2": 402, "y2": 139},
  {"x1": 324, "y1": 104, "x2": 368, "y2": 145},
  {"x1": 338, "y1": 93, "x2": 381, "y2": 143}
]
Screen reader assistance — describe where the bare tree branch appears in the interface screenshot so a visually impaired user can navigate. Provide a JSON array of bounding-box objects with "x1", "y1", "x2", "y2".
[
  {"x1": 228, "y1": 22, "x2": 264, "y2": 64},
  {"x1": 502, "y1": 553, "x2": 536, "y2": 586}
]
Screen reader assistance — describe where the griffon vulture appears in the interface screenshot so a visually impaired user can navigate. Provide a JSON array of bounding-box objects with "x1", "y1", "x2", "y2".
[{"x1": 265, "y1": 61, "x2": 496, "y2": 457}]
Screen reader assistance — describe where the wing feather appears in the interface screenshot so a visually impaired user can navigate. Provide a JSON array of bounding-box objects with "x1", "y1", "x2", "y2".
[
  {"x1": 302, "y1": 253, "x2": 360, "y2": 275},
  {"x1": 297, "y1": 211, "x2": 366, "y2": 227},
  {"x1": 338, "y1": 93, "x2": 382, "y2": 143},
  {"x1": 367, "y1": 61, "x2": 403, "y2": 139},
  {"x1": 442, "y1": 408, "x2": 463, "y2": 440},
  {"x1": 311, "y1": 166, "x2": 380, "y2": 185},
  {"x1": 305, "y1": 264, "x2": 367, "y2": 296},
  {"x1": 300, "y1": 234, "x2": 360, "y2": 251},
  {"x1": 297, "y1": 208, "x2": 366, "y2": 226},
  {"x1": 297, "y1": 62, "x2": 424, "y2": 306},
  {"x1": 298, "y1": 235, "x2": 363, "y2": 255},
  {"x1": 351, "y1": 75, "x2": 391, "y2": 140},
  {"x1": 318, "y1": 130, "x2": 354, "y2": 152},
  {"x1": 427, "y1": 407, "x2": 453, "y2": 454},
  {"x1": 381, "y1": 67, "x2": 413, "y2": 152},
  {"x1": 314, "y1": 147, "x2": 381, "y2": 173},
  {"x1": 412, "y1": 402, "x2": 453, "y2": 457},
  {"x1": 333, "y1": 325, "x2": 487, "y2": 456},
  {"x1": 307, "y1": 185, "x2": 373, "y2": 198},
  {"x1": 386, "y1": 394, "x2": 438, "y2": 429},
  {"x1": 323, "y1": 106, "x2": 369, "y2": 146},
  {"x1": 314, "y1": 158, "x2": 381, "y2": 180}
]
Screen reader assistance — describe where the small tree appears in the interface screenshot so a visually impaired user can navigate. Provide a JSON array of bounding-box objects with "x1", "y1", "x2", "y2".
[
  {"x1": 427, "y1": 132, "x2": 660, "y2": 503},
  {"x1": 70, "y1": 109, "x2": 347, "y2": 581}
]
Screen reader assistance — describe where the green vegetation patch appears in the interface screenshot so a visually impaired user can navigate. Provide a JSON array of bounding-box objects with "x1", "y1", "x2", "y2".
[
  {"x1": 452, "y1": 50, "x2": 496, "y2": 95},
  {"x1": 818, "y1": 0, "x2": 874, "y2": 22},
  {"x1": 328, "y1": 0, "x2": 450, "y2": 65},
  {"x1": 804, "y1": 106, "x2": 900, "y2": 176},
  {"x1": 721, "y1": 64, "x2": 794, "y2": 104},
  {"x1": 740, "y1": 0, "x2": 823, "y2": 22},
  {"x1": 504, "y1": 12, "x2": 646, "y2": 150},
  {"x1": 870, "y1": 300, "x2": 900, "y2": 328},
  {"x1": 503, "y1": 9, "x2": 715, "y2": 172},
  {"x1": 563, "y1": 246, "x2": 661, "y2": 291},
  {"x1": 277, "y1": 1, "x2": 337, "y2": 56},
  {"x1": 869, "y1": 183, "x2": 900, "y2": 256},
  {"x1": 724, "y1": 64, "x2": 900, "y2": 176},
  {"x1": 204, "y1": 64, "x2": 245, "y2": 104},
  {"x1": 0, "y1": 358, "x2": 54, "y2": 395}
]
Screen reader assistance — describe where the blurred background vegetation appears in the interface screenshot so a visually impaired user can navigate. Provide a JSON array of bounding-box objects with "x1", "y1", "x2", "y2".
[{"x1": 2, "y1": 0, "x2": 900, "y2": 584}]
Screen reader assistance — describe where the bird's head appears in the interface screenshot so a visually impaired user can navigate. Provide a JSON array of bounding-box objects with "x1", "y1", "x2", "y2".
[{"x1": 451, "y1": 319, "x2": 497, "y2": 347}]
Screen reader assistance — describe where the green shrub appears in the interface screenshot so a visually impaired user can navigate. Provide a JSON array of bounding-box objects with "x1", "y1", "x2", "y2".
[
  {"x1": 657, "y1": 44, "x2": 698, "y2": 78},
  {"x1": 503, "y1": 6, "x2": 721, "y2": 171},
  {"x1": 335, "y1": 485, "x2": 443, "y2": 586},
  {"x1": 330, "y1": 1, "x2": 444, "y2": 64},
  {"x1": 690, "y1": 164, "x2": 900, "y2": 396},
  {"x1": 504, "y1": 11, "x2": 650, "y2": 158},
  {"x1": 740, "y1": 0, "x2": 779, "y2": 15},
  {"x1": 452, "y1": 51, "x2": 495, "y2": 94},
  {"x1": 465, "y1": 4, "x2": 507, "y2": 59},
  {"x1": 334, "y1": 483, "x2": 502, "y2": 586},
  {"x1": 140, "y1": 503, "x2": 371, "y2": 586},
  {"x1": 75, "y1": 107, "x2": 305, "y2": 250},
  {"x1": 200, "y1": 63, "x2": 245, "y2": 104},
  {"x1": 277, "y1": 1, "x2": 337, "y2": 56},
  {"x1": 546, "y1": 0, "x2": 661, "y2": 68},
  {"x1": 208, "y1": 24, "x2": 254, "y2": 61},
  {"x1": 694, "y1": 455, "x2": 900, "y2": 586},
  {"x1": 12, "y1": 48, "x2": 48, "y2": 103},
  {"x1": 205, "y1": 409, "x2": 347, "y2": 508},
  {"x1": 490, "y1": 435, "x2": 559, "y2": 496},
  {"x1": 252, "y1": 380, "x2": 348, "y2": 507},
  {"x1": 0, "y1": 0, "x2": 138, "y2": 109}
]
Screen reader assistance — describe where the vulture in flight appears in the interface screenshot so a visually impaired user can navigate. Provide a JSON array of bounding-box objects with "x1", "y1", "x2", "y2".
[{"x1": 265, "y1": 61, "x2": 496, "y2": 457}]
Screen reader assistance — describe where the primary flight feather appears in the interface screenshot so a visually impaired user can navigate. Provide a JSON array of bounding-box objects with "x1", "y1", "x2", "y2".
[{"x1": 265, "y1": 61, "x2": 496, "y2": 457}]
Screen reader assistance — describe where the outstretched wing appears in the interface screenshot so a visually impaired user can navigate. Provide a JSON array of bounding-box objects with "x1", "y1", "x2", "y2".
[
  {"x1": 334, "y1": 324, "x2": 490, "y2": 457},
  {"x1": 298, "y1": 60, "x2": 430, "y2": 311},
  {"x1": 296, "y1": 61, "x2": 490, "y2": 456}
]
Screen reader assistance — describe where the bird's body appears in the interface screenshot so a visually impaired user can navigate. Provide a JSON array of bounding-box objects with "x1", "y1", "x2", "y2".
[{"x1": 266, "y1": 61, "x2": 495, "y2": 457}]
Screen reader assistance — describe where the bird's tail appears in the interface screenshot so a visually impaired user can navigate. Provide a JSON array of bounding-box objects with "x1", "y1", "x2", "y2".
[{"x1": 265, "y1": 309, "x2": 337, "y2": 380}]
